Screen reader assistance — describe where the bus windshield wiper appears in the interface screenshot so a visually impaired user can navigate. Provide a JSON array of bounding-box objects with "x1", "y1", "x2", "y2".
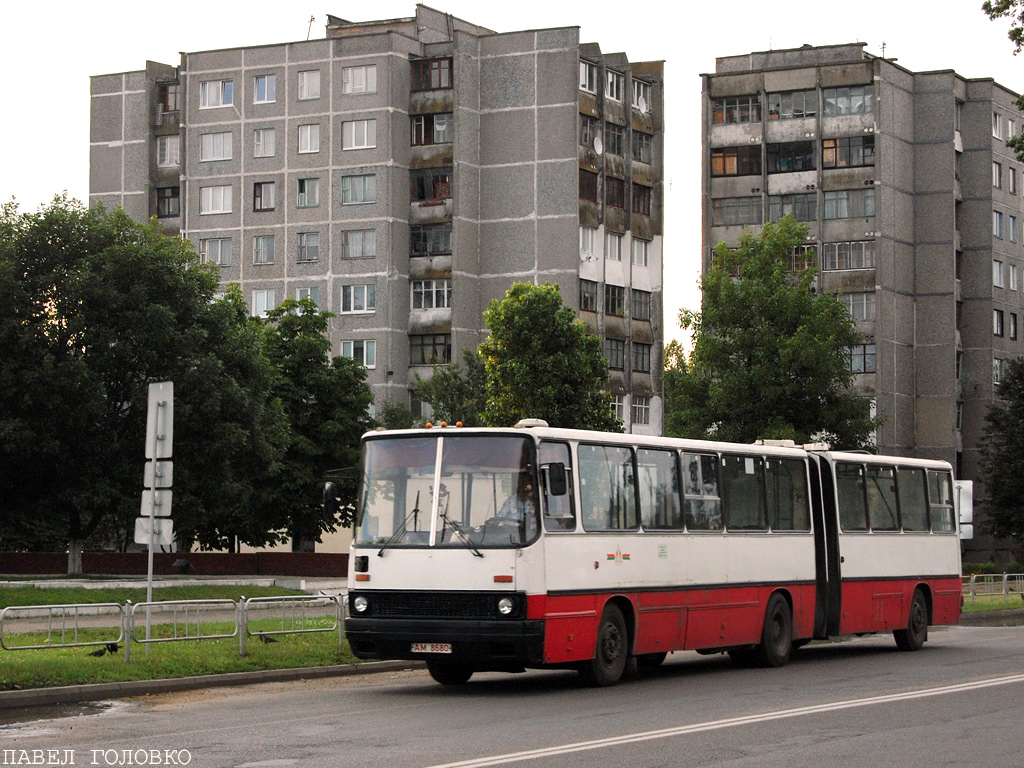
[
  {"x1": 440, "y1": 511, "x2": 484, "y2": 557},
  {"x1": 377, "y1": 491, "x2": 422, "y2": 557}
]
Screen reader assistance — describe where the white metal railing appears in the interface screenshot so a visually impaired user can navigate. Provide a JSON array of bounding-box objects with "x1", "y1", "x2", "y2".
[{"x1": 962, "y1": 573, "x2": 1024, "y2": 605}]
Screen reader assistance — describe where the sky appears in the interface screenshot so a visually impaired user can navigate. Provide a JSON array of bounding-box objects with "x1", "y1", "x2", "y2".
[{"x1": 3, "y1": 0, "x2": 1023, "y2": 342}]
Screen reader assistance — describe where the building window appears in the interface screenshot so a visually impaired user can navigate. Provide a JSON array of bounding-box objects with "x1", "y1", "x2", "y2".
[
  {"x1": 632, "y1": 79, "x2": 652, "y2": 112},
  {"x1": 200, "y1": 79, "x2": 233, "y2": 108},
  {"x1": 298, "y1": 70, "x2": 320, "y2": 100},
  {"x1": 254, "y1": 74, "x2": 276, "y2": 104},
  {"x1": 632, "y1": 342, "x2": 652, "y2": 373},
  {"x1": 711, "y1": 145, "x2": 762, "y2": 176},
  {"x1": 200, "y1": 131, "x2": 232, "y2": 161},
  {"x1": 1011, "y1": 169, "x2": 1018, "y2": 195},
  {"x1": 712, "y1": 197, "x2": 762, "y2": 226},
  {"x1": 605, "y1": 284, "x2": 625, "y2": 316},
  {"x1": 1012, "y1": 313, "x2": 1019, "y2": 340},
  {"x1": 631, "y1": 238, "x2": 650, "y2": 267},
  {"x1": 253, "y1": 235, "x2": 275, "y2": 264},
  {"x1": 822, "y1": 136, "x2": 874, "y2": 168},
  {"x1": 606, "y1": 177, "x2": 626, "y2": 208},
  {"x1": 631, "y1": 395, "x2": 651, "y2": 425},
  {"x1": 843, "y1": 292, "x2": 876, "y2": 321},
  {"x1": 579, "y1": 60, "x2": 598, "y2": 93},
  {"x1": 789, "y1": 245, "x2": 817, "y2": 272},
  {"x1": 342, "y1": 65, "x2": 377, "y2": 94},
  {"x1": 604, "y1": 122, "x2": 625, "y2": 156},
  {"x1": 580, "y1": 279, "x2": 599, "y2": 312},
  {"x1": 297, "y1": 232, "x2": 320, "y2": 262},
  {"x1": 410, "y1": 223, "x2": 451, "y2": 256},
  {"x1": 411, "y1": 113, "x2": 453, "y2": 145},
  {"x1": 994, "y1": 111, "x2": 1004, "y2": 139},
  {"x1": 613, "y1": 395, "x2": 625, "y2": 421},
  {"x1": 955, "y1": 100, "x2": 963, "y2": 131},
  {"x1": 994, "y1": 161, "x2": 1003, "y2": 189},
  {"x1": 824, "y1": 189, "x2": 875, "y2": 219},
  {"x1": 156, "y1": 187, "x2": 179, "y2": 218},
  {"x1": 1011, "y1": 216, "x2": 1018, "y2": 243},
  {"x1": 412, "y1": 58, "x2": 452, "y2": 91},
  {"x1": 633, "y1": 132, "x2": 653, "y2": 164},
  {"x1": 252, "y1": 290, "x2": 275, "y2": 318},
  {"x1": 822, "y1": 85, "x2": 875, "y2": 116},
  {"x1": 410, "y1": 334, "x2": 451, "y2": 365},
  {"x1": 605, "y1": 232, "x2": 623, "y2": 261},
  {"x1": 1012, "y1": 264, "x2": 1019, "y2": 290},
  {"x1": 158, "y1": 82, "x2": 180, "y2": 112},
  {"x1": 298, "y1": 124, "x2": 320, "y2": 154},
  {"x1": 632, "y1": 289, "x2": 652, "y2": 321},
  {"x1": 994, "y1": 309, "x2": 1005, "y2": 337},
  {"x1": 253, "y1": 182, "x2": 275, "y2": 211},
  {"x1": 297, "y1": 178, "x2": 319, "y2": 208},
  {"x1": 254, "y1": 128, "x2": 275, "y2": 157},
  {"x1": 200, "y1": 238, "x2": 231, "y2": 266},
  {"x1": 580, "y1": 226, "x2": 597, "y2": 260},
  {"x1": 342, "y1": 339, "x2": 376, "y2": 368},
  {"x1": 712, "y1": 95, "x2": 762, "y2": 124},
  {"x1": 580, "y1": 114, "x2": 599, "y2": 148},
  {"x1": 823, "y1": 241, "x2": 876, "y2": 270},
  {"x1": 994, "y1": 210, "x2": 1004, "y2": 238},
  {"x1": 410, "y1": 168, "x2": 452, "y2": 202},
  {"x1": 604, "y1": 338, "x2": 625, "y2": 370},
  {"x1": 767, "y1": 141, "x2": 815, "y2": 173},
  {"x1": 412, "y1": 279, "x2": 452, "y2": 310},
  {"x1": 297, "y1": 286, "x2": 320, "y2": 306},
  {"x1": 341, "y1": 174, "x2": 376, "y2": 204},
  {"x1": 847, "y1": 344, "x2": 876, "y2": 373},
  {"x1": 343, "y1": 120, "x2": 377, "y2": 150},
  {"x1": 606, "y1": 70, "x2": 624, "y2": 102},
  {"x1": 767, "y1": 90, "x2": 816, "y2": 120},
  {"x1": 343, "y1": 229, "x2": 376, "y2": 259},
  {"x1": 156, "y1": 136, "x2": 179, "y2": 167},
  {"x1": 632, "y1": 184, "x2": 652, "y2": 216},
  {"x1": 199, "y1": 185, "x2": 232, "y2": 214},
  {"x1": 994, "y1": 357, "x2": 1005, "y2": 384},
  {"x1": 994, "y1": 260, "x2": 1005, "y2": 287},
  {"x1": 768, "y1": 193, "x2": 816, "y2": 222},
  {"x1": 341, "y1": 284, "x2": 376, "y2": 314},
  {"x1": 579, "y1": 169, "x2": 598, "y2": 202}
]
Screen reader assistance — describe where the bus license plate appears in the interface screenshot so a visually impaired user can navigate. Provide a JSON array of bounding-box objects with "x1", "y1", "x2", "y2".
[{"x1": 411, "y1": 642, "x2": 452, "y2": 654}]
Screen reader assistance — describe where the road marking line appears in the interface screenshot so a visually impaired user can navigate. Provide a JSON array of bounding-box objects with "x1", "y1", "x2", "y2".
[{"x1": 426, "y1": 673, "x2": 1024, "y2": 768}]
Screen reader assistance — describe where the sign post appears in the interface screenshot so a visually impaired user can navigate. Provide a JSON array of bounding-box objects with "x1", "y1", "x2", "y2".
[{"x1": 140, "y1": 381, "x2": 174, "y2": 648}]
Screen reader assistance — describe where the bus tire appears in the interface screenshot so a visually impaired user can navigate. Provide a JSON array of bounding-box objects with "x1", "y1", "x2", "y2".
[
  {"x1": 755, "y1": 593, "x2": 792, "y2": 668},
  {"x1": 579, "y1": 604, "x2": 628, "y2": 687},
  {"x1": 894, "y1": 589, "x2": 928, "y2": 652},
  {"x1": 426, "y1": 661, "x2": 474, "y2": 685}
]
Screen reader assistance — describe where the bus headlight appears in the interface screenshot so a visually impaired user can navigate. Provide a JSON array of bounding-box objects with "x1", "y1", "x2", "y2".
[
  {"x1": 352, "y1": 595, "x2": 369, "y2": 613},
  {"x1": 497, "y1": 597, "x2": 514, "y2": 616}
]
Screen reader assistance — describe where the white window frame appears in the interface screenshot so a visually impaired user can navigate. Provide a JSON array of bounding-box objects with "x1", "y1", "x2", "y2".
[
  {"x1": 1012, "y1": 216, "x2": 1019, "y2": 243},
  {"x1": 994, "y1": 260, "x2": 1005, "y2": 287},
  {"x1": 298, "y1": 70, "x2": 321, "y2": 101},
  {"x1": 579, "y1": 61, "x2": 597, "y2": 93},
  {"x1": 843, "y1": 291, "x2": 876, "y2": 321},
  {"x1": 631, "y1": 238, "x2": 650, "y2": 267},
  {"x1": 298, "y1": 124, "x2": 320, "y2": 154},
  {"x1": 199, "y1": 238, "x2": 231, "y2": 266},
  {"x1": 200, "y1": 79, "x2": 233, "y2": 108},
  {"x1": 342, "y1": 229, "x2": 376, "y2": 258},
  {"x1": 342, "y1": 119, "x2": 377, "y2": 150},
  {"x1": 297, "y1": 231, "x2": 320, "y2": 262},
  {"x1": 606, "y1": 70, "x2": 624, "y2": 102},
  {"x1": 253, "y1": 235, "x2": 276, "y2": 264},
  {"x1": 341, "y1": 175, "x2": 376, "y2": 205},
  {"x1": 340, "y1": 284, "x2": 376, "y2": 314},
  {"x1": 411, "y1": 279, "x2": 452, "y2": 310},
  {"x1": 252, "y1": 289, "x2": 275, "y2": 318},
  {"x1": 994, "y1": 210, "x2": 1004, "y2": 238},
  {"x1": 297, "y1": 286, "x2": 320, "y2": 305},
  {"x1": 1011, "y1": 264, "x2": 1019, "y2": 291},
  {"x1": 579, "y1": 226, "x2": 597, "y2": 260},
  {"x1": 994, "y1": 161, "x2": 1003, "y2": 189},
  {"x1": 342, "y1": 65, "x2": 377, "y2": 94},
  {"x1": 341, "y1": 339, "x2": 376, "y2": 368},
  {"x1": 199, "y1": 185, "x2": 232, "y2": 214},
  {"x1": 253, "y1": 181, "x2": 276, "y2": 211},
  {"x1": 632, "y1": 79, "x2": 651, "y2": 112},
  {"x1": 200, "y1": 132, "x2": 232, "y2": 162},
  {"x1": 631, "y1": 395, "x2": 651, "y2": 425},
  {"x1": 994, "y1": 357, "x2": 1005, "y2": 384},
  {"x1": 297, "y1": 178, "x2": 319, "y2": 208},
  {"x1": 253, "y1": 74, "x2": 276, "y2": 104},
  {"x1": 994, "y1": 111, "x2": 1004, "y2": 139},
  {"x1": 156, "y1": 135, "x2": 179, "y2": 167},
  {"x1": 605, "y1": 232, "x2": 623, "y2": 262},
  {"x1": 254, "y1": 128, "x2": 275, "y2": 158}
]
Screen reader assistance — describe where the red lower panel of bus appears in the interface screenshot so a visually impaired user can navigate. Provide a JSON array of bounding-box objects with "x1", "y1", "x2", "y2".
[
  {"x1": 534, "y1": 584, "x2": 818, "y2": 665},
  {"x1": 837, "y1": 578, "x2": 962, "y2": 635}
]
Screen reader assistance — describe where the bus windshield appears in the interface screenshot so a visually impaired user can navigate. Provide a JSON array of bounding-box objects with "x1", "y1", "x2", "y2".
[{"x1": 356, "y1": 434, "x2": 539, "y2": 549}]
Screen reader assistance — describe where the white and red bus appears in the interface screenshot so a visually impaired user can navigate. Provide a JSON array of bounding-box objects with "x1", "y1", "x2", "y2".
[{"x1": 337, "y1": 420, "x2": 966, "y2": 686}]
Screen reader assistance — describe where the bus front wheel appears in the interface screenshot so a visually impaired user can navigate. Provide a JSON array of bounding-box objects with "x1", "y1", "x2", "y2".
[
  {"x1": 579, "y1": 604, "x2": 629, "y2": 687},
  {"x1": 894, "y1": 589, "x2": 928, "y2": 652},
  {"x1": 427, "y1": 661, "x2": 474, "y2": 685}
]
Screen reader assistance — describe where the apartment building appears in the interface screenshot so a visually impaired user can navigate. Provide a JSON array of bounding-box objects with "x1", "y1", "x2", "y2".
[
  {"x1": 702, "y1": 43, "x2": 1023, "y2": 559},
  {"x1": 88, "y1": 5, "x2": 666, "y2": 434}
]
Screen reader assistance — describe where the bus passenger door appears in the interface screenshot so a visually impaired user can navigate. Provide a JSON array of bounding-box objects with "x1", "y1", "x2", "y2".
[{"x1": 809, "y1": 455, "x2": 842, "y2": 638}]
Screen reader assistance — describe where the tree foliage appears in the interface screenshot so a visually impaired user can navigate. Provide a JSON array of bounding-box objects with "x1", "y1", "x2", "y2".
[
  {"x1": 416, "y1": 349, "x2": 488, "y2": 426},
  {"x1": 671, "y1": 216, "x2": 878, "y2": 447},
  {"x1": 479, "y1": 282, "x2": 620, "y2": 431},
  {"x1": 983, "y1": 0, "x2": 1024, "y2": 161},
  {"x1": 661, "y1": 339, "x2": 689, "y2": 438},
  {"x1": 979, "y1": 357, "x2": 1024, "y2": 545}
]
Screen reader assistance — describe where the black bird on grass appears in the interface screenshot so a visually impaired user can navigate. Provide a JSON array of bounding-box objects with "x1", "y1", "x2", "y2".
[
  {"x1": 106, "y1": 642, "x2": 120, "y2": 654},
  {"x1": 87, "y1": 647, "x2": 106, "y2": 657},
  {"x1": 257, "y1": 634, "x2": 278, "y2": 644}
]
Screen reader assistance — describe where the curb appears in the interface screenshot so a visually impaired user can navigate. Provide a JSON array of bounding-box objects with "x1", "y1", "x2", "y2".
[
  {"x1": 0, "y1": 660, "x2": 424, "y2": 711},
  {"x1": 958, "y1": 608, "x2": 1024, "y2": 626}
]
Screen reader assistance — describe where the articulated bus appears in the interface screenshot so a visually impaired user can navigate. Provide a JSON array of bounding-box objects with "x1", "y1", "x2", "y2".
[{"x1": 334, "y1": 420, "x2": 968, "y2": 686}]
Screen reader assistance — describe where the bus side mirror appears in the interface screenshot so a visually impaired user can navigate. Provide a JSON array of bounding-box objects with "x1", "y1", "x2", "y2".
[
  {"x1": 323, "y1": 482, "x2": 340, "y2": 517},
  {"x1": 543, "y1": 463, "x2": 567, "y2": 496}
]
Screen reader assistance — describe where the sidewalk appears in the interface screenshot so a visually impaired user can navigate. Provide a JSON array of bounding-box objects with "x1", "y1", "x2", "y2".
[{"x1": 0, "y1": 576, "x2": 347, "y2": 594}]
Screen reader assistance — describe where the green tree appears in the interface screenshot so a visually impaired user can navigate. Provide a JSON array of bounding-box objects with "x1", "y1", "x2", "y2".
[
  {"x1": 674, "y1": 216, "x2": 877, "y2": 447},
  {"x1": 984, "y1": 1, "x2": 1024, "y2": 161},
  {"x1": 416, "y1": 348, "x2": 488, "y2": 426},
  {"x1": 0, "y1": 198, "x2": 287, "y2": 571},
  {"x1": 979, "y1": 357, "x2": 1024, "y2": 546},
  {"x1": 253, "y1": 298, "x2": 374, "y2": 548},
  {"x1": 661, "y1": 339, "x2": 689, "y2": 438},
  {"x1": 479, "y1": 282, "x2": 621, "y2": 431}
]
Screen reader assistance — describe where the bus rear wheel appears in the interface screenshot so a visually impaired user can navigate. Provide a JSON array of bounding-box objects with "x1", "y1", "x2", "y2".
[
  {"x1": 894, "y1": 589, "x2": 928, "y2": 652},
  {"x1": 426, "y1": 661, "x2": 474, "y2": 685},
  {"x1": 579, "y1": 604, "x2": 628, "y2": 687},
  {"x1": 755, "y1": 593, "x2": 792, "y2": 668}
]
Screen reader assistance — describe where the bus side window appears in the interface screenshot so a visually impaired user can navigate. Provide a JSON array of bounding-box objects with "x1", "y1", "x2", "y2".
[
  {"x1": 836, "y1": 463, "x2": 868, "y2": 531},
  {"x1": 578, "y1": 443, "x2": 638, "y2": 531},
  {"x1": 721, "y1": 454, "x2": 767, "y2": 531},
  {"x1": 896, "y1": 468, "x2": 928, "y2": 531},
  {"x1": 638, "y1": 449, "x2": 682, "y2": 530},
  {"x1": 766, "y1": 458, "x2": 811, "y2": 531},
  {"x1": 866, "y1": 466, "x2": 899, "y2": 531},
  {"x1": 928, "y1": 470, "x2": 955, "y2": 532},
  {"x1": 682, "y1": 452, "x2": 722, "y2": 531},
  {"x1": 540, "y1": 441, "x2": 575, "y2": 532}
]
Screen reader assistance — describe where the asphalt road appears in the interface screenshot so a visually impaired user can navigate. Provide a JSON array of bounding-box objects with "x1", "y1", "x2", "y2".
[{"x1": 3, "y1": 625, "x2": 1023, "y2": 768}]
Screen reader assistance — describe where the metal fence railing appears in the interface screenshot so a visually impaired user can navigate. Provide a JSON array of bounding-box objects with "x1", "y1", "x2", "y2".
[
  {"x1": 0, "y1": 603, "x2": 125, "y2": 652},
  {"x1": 962, "y1": 573, "x2": 1024, "y2": 605}
]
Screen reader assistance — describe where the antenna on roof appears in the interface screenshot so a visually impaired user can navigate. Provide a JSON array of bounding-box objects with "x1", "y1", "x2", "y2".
[
  {"x1": 307, "y1": 15, "x2": 316, "y2": 41},
  {"x1": 881, "y1": 41, "x2": 887, "y2": 58}
]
